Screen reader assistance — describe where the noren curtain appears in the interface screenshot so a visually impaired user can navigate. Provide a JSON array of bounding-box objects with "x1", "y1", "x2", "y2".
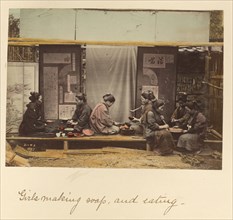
[{"x1": 86, "y1": 46, "x2": 137, "y2": 122}]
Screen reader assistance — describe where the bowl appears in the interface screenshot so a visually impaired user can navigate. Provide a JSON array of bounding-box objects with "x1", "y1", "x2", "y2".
[
  {"x1": 67, "y1": 132, "x2": 74, "y2": 137},
  {"x1": 82, "y1": 129, "x2": 94, "y2": 136},
  {"x1": 60, "y1": 118, "x2": 68, "y2": 123},
  {"x1": 56, "y1": 132, "x2": 61, "y2": 137},
  {"x1": 64, "y1": 128, "x2": 74, "y2": 132},
  {"x1": 120, "y1": 128, "x2": 135, "y2": 136}
]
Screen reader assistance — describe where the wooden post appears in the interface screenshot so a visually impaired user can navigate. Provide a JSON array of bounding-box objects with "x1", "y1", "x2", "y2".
[
  {"x1": 63, "y1": 141, "x2": 69, "y2": 151},
  {"x1": 146, "y1": 143, "x2": 152, "y2": 151},
  {"x1": 204, "y1": 52, "x2": 211, "y2": 120}
]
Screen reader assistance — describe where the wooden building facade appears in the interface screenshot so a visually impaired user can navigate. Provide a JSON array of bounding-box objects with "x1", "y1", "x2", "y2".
[{"x1": 6, "y1": 9, "x2": 223, "y2": 134}]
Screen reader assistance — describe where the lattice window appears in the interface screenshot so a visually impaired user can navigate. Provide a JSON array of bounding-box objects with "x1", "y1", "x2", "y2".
[{"x1": 8, "y1": 46, "x2": 39, "y2": 62}]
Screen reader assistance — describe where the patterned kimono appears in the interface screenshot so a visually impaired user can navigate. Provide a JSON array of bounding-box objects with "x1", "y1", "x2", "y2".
[{"x1": 90, "y1": 103, "x2": 119, "y2": 134}]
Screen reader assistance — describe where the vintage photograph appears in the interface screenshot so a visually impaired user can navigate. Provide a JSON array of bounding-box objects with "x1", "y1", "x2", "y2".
[
  {"x1": 1, "y1": 2, "x2": 232, "y2": 220},
  {"x1": 5, "y1": 8, "x2": 223, "y2": 170}
]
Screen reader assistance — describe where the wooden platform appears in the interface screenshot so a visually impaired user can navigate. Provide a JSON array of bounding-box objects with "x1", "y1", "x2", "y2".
[
  {"x1": 6, "y1": 134, "x2": 222, "y2": 151},
  {"x1": 6, "y1": 135, "x2": 146, "y2": 151}
]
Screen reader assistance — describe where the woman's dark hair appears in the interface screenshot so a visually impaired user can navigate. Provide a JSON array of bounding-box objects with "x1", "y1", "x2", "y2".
[
  {"x1": 76, "y1": 93, "x2": 87, "y2": 102},
  {"x1": 29, "y1": 92, "x2": 41, "y2": 102},
  {"x1": 177, "y1": 92, "x2": 187, "y2": 103},
  {"x1": 186, "y1": 100, "x2": 200, "y2": 111},
  {"x1": 153, "y1": 99, "x2": 165, "y2": 110},
  {"x1": 103, "y1": 93, "x2": 115, "y2": 103},
  {"x1": 141, "y1": 90, "x2": 155, "y2": 101}
]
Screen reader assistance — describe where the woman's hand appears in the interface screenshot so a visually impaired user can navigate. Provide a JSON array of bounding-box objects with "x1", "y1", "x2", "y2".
[
  {"x1": 171, "y1": 118, "x2": 179, "y2": 123},
  {"x1": 159, "y1": 124, "x2": 169, "y2": 130},
  {"x1": 187, "y1": 125, "x2": 192, "y2": 130},
  {"x1": 129, "y1": 116, "x2": 140, "y2": 123},
  {"x1": 113, "y1": 121, "x2": 121, "y2": 126},
  {"x1": 68, "y1": 120, "x2": 78, "y2": 125}
]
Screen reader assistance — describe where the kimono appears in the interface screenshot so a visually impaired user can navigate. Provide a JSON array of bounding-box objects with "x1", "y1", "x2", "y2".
[
  {"x1": 18, "y1": 102, "x2": 45, "y2": 136},
  {"x1": 72, "y1": 103, "x2": 92, "y2": 132},
  {"x1": 177, "y1": 111, "x2": 207, "y2": 151},
  {"x1": 171, "y1": 105, "x2": 190, "y2": 127},
  {"x1": 142, "y1": 104, "x2": 175, "y2": 155},
  {"x1": 90, "y1": 103, "x2": 119, "y2": 134}
]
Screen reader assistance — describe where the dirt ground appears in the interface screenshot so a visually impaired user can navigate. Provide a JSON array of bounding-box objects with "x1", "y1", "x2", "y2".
[{"x1": 26, "y1": 146, "x2": 222, "y2": 170}]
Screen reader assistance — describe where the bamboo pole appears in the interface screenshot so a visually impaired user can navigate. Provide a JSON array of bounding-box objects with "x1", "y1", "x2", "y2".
[
  {"x1": 202, "y1": 81, "x2": 223, "y2": 90},
  {"x1": 8, "y1": 38, "x2": 224, "y2": 47}
]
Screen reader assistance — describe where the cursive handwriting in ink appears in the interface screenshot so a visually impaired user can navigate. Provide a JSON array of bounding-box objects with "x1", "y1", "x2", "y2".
[
  {"x1": 18, "y1": 189, "x2": 40, "y2": 201},
  {"x1": 114, "y1": 195, "x2": 139, "y2": 204},
  {"x1": 18, "y1": 189, "x2": 82, "y2": 215},
  {"x1": 69, "y1": 197, "x2": 82, "y2": 215},
  {"x1": 86, "y1": 196, "x2": 107, "y2": 211},
  {"x1": 143, "y1": 195, "x2": 178, "y2": 215},
  {"x1": 17, "y1": 190, "x2": 183, "y2": 216}
]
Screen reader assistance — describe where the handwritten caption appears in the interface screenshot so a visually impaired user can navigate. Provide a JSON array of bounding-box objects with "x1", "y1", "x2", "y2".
[{"x1": 18, "y1": 189, "x2": 184, "y2": 216}]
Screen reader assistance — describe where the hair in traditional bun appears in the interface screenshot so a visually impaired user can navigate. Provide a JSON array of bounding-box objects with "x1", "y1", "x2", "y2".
[
  {"x1": 153, "y1": 99, "x2": 165, "y2": 110},
  {"x1": 186, "y1": 99, "x2": 205, "y2": 111},
  {"x1": 29, "y1": 92, "x2": 41, "y2": 102},
  {"x1": 76, "y1": 92, "x2": 87, "y2": 102},
  {"x1": 141, "y1": 90, "x2": 156, "y2": 101},
  {"x1": 103, "y1": 93, "x2": 115, "y2": 103}
]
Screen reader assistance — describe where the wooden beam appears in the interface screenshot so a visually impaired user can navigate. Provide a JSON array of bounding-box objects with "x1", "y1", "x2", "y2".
[
  {"x1": 64, "y1": 149, "x2": 104, "y2": 155},
  {"x1": 102, "y1": 147, "x2": 147, "y2": 154},
  {"x1": 204, "y1": 140, "x2": 222, "y2": 144},
  {"x1": 6, "y1": 135, "x2": 146, "y2": 142},
  {"x1": 6, "y1": 135, "x2": 222, "y2": 143},
  {"x1": 202, "y1": 81, "x2": 223, "y2": 90},
  {"x1": 8, "y1": 38, "x2": 224, "y2": 47}
]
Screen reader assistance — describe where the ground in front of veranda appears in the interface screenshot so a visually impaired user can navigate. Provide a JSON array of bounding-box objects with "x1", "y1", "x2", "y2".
[{"x1": 26, "y1": 145, "x2": 222, "y2": 170}]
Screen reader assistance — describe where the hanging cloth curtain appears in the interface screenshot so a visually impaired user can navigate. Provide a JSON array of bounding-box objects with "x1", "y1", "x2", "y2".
[{"x1": 86, "y1": 45, "x2": 137, "y2": 122}]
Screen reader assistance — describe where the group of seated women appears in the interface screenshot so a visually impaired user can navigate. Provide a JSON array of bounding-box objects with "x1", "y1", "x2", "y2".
[
  {"x1": 19, "y1": 90, "x2": 207, "y2": 155},
  {"x1": 18, "y1": 92, "x2": 119, "y2": 136},
  {"x1": 139, "y1": 90, "x2": 207, "y2": 155}
]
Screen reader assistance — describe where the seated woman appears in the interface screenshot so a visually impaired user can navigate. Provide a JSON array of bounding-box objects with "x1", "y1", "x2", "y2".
[
  {"x1": 19, "y1": 92, "x2": 46, "y2": 136},
  {"x1": 129, "y1": 90, "x2": 156, "y2": 135},
  {"x1": 170, "y1": 92, "x2": 189, "y2": 127},
  {"x1": 141, "y1": 95, "x2": 175, "y2": 156},
  {"x1": 68, "y1": 93, "x2": 92, "y2": 132},
  {"x1": 176, "y1": 100, "x2": 207, "y2": 153},
  {"x1": 90, "y1": 93, "x2": 120, "y2": 135}
]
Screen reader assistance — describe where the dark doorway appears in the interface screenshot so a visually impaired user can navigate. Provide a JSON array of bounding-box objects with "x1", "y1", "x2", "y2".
[
  {"x1": 39, "y1": 45, "x2": 81, "y2": 120},
  {"x1": 136, "y1": 46, "x2": 178, "y2": 121}
]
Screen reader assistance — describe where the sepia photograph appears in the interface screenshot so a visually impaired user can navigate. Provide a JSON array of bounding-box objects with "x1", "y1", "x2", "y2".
[
  {"x1": 1, "y1": 1, "x2": 232, "y2": 220},
  {"x1": 6, "y1": 8, "x2": 223, "y2": 169}
]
